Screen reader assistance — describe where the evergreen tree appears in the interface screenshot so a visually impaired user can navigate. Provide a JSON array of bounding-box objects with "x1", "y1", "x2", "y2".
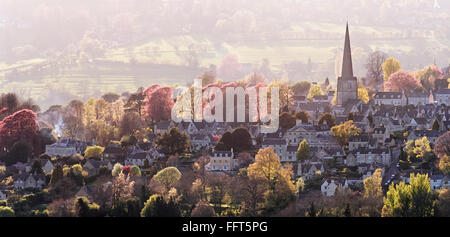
[
  {"x1": 308, "y1": 202, "x2": 316, "y2": 217},
  {"x1": 432, "y1": 119, "x2": 440, "y2": 131},
  {"x1": 344, "y1": 203, "x2": 351, "y2": 217},
  {"x1": 296, "y1": 139, "x2": 310, "y2": 161},
  {"x1": 347, "y1": 112, "x2": 354, "y2": 121},
  {"x1": 50, "y1": 164, "x2": 64, "y2": 186},
  {"x1": 30, "y1": 159, "x2": 44, "y2": 174}
]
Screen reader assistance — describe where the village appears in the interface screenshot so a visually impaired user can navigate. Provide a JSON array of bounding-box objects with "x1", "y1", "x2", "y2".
[{"x1": 0, "y1": 24, "x2": 450, "y2": 217}]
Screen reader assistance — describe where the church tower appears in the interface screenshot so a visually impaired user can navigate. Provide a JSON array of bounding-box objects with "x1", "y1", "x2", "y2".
[{"x1": 336, "y1": 23, "x2": 358, "y2": 107}]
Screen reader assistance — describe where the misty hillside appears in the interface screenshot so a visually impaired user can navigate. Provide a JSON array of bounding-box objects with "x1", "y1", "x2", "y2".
[{"x1": 0, "y1": 0, "x2": 449, "y2": 110}]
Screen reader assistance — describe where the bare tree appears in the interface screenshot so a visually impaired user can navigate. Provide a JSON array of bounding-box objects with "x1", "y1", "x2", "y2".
[{"x1": 365, "y1": 51, "x2": 387, "y2": 88}]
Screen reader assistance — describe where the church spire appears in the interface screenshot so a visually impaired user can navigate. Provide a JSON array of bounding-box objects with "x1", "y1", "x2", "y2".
[{"x1": 341, "y1": 22, "x2": 354, "y2": 79}]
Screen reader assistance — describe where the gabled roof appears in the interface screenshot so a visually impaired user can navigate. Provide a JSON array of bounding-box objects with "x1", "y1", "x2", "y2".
[
  {"x1": 297, "y1": 102, "x2": 330, "y2": 111},
  {"x1": 103, "y1": 146, "x2": 123, "y2": 155},
  {"x1": 373, "y1": 126, "x2": 386, "y2": 133},
  {"x1": 313, "y1": 95, "x2": 328, "y2": 100},
  {"x1": 349, "y1": 134, "x2": 369, "y2": 143},
  {"x1": 374, "y1": 92, "x2": 403, "y2": 99},
  {"x1": 408, "y1": 91, "x2": 429, "y2": 98},
  {"x1": 211, "y1": 150, "x2": 233, "y2": 157},
  {"x1": 129, "y1": 152, "x2": 149, "y2": 160},
  {"x1": 287, "y1": 145, "x2": 298, "y2": 153},
  {"x1": 262, "y1": 138, "x2": 286, "y2": 146},
  {"x1": 354, "y1": 148, "x2": 389, "y2": 154},
  {"x1": 156, "y1": 120, "x2": 171, "y2": 130},
  {"x1": 137, "y1": 142, "x2": 153, "y2": 151},
  {"x1": 412, "y1": 129, "x2": 444, "y2": 138},
  {"x1": 293, "y1": 95, "x2": 306, "y2": 101},
  {"x1": 412, "y1": 117, "x2": 428, "y2": 125},
  {"x1": 435, "y1": 89, "x2": 450, "y2": 95}
]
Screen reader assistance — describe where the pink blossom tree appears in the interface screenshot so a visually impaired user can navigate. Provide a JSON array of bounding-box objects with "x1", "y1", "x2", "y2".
[
  {"x1": 384, "y1": 71, "x2": 422, "y2": 95},
  {"x1": 217, "y1": 54, "x2": 242, "y2": 80},
  {"x1": 143, "y1": 85, "x2": 174, "y2": 122}
]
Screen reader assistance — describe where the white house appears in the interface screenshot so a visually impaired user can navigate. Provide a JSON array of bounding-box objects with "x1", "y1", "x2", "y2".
[
  {"x1": 408, "y1": 91, "x2": 430, "y2": 106},
  {"x1": 373, "y1": 92, "x2": 406, "y2": 106},
  {"x1": 285, "y1": 146, "x2": 299, "y2": 163},
  {"x1": 45, "y1": 138, "x2": 87, "y2": 157},
  {"x1": 13, "y1": 173, "x2": 46, "y2": 190},
  {"x1": 261, "y1": 138, "x2": 287, "y2": 159},
  {"x1": 154, "y1": 120, "x2": 173, "y2": 135},
  {"x1": 349, "y1": 134, "x2": 370, "y2": 151},
  {"x1": 190, "y1": 134, "x2": 213, "y2": 152},
  {"x1": 41, "y1": 159, "x2": 54, "y2": 174},
  {"x1": 321, "y1": 179, "x2": 349, "y2": 197},
  {"x1": 434, "y1": 89, "x2": 450, "y2": 106},
  {"x1": 353, "y1": 148, "x2": 391, "y2": 166}
]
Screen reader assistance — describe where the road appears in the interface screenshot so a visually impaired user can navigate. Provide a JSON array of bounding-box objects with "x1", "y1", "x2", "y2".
[{"x1": 382, "y1": 147, "x2": 401, "y2": 187}]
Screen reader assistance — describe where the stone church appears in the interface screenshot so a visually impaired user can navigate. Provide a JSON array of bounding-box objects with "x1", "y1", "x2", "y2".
[{"x1": 336, "y1": 23, "x2": 358, "y2": 107}]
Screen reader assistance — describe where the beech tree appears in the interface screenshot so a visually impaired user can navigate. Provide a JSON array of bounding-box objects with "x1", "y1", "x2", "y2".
[
  {"x1": 318, "y1": 113, "x2": 335, "y2": 127},
  {"x1": 307, "y1": 84, "x2": 324, "y2": 100},
  {"x1": 142, "y1": 85, "x2": 174, "y2": 122},
  {"x1": 382, "y1": 173, "x2": 436, "y2": 217},
  {"x1": 290, "y1": 81, "x2": 311, "y2": 96},
  {"x1": 191, "y1": 201, "x2": 216, "y2": 217},
  {"x1": 279, "y1": 112, "x2": 296, "y2": 130},
  {"x1": 363, "y1": 169, "x2": 382, "y2": 199},
  {"x1": 152, "y1": 166, "x2": 182, "y2": 192},
  {"x1": 101, "y1": 92, "x2": 120, "y2": 103},
  {"x1": 331, "y1": 121, "x2": 360, "y2": 147},
  {"x1": 154, "y1": 127, "x2": 190, "y2": 155},
  {"x1": 415, "y1": 65, "x2": 443, "y2": 92},
  {"x1": 216, "y1": 128, "x2": 252, "y2": 152},
  {"x1": 248, "y1": 147, "x2": 296, "y2": 213},
  {"x1": 295, "y1": 111, "x2": 311, "y2": 124},
  {"x1": 0, "y1": 109, "x2": 40, "y2": 153},
  {"x1": 434, "y1": 131, "x2": 450, "y2": 159},
  {"x1": 119, "y1": 111, "x2": 144, "y2": 137},
  {"x1": 3, "y1": 141, "x2": 32, "y2": 165},
  {"x1": 382, "y1": 57, "x2": 401, "y2": 81}
]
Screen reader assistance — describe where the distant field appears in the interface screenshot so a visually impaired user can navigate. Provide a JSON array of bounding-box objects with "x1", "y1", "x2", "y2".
[
  {"x1": 0, "y1": 21, "x2": 449, "y2": 110},
  {"x1": 99, "y1": 21, "x2": 450, "y2": 69}
]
